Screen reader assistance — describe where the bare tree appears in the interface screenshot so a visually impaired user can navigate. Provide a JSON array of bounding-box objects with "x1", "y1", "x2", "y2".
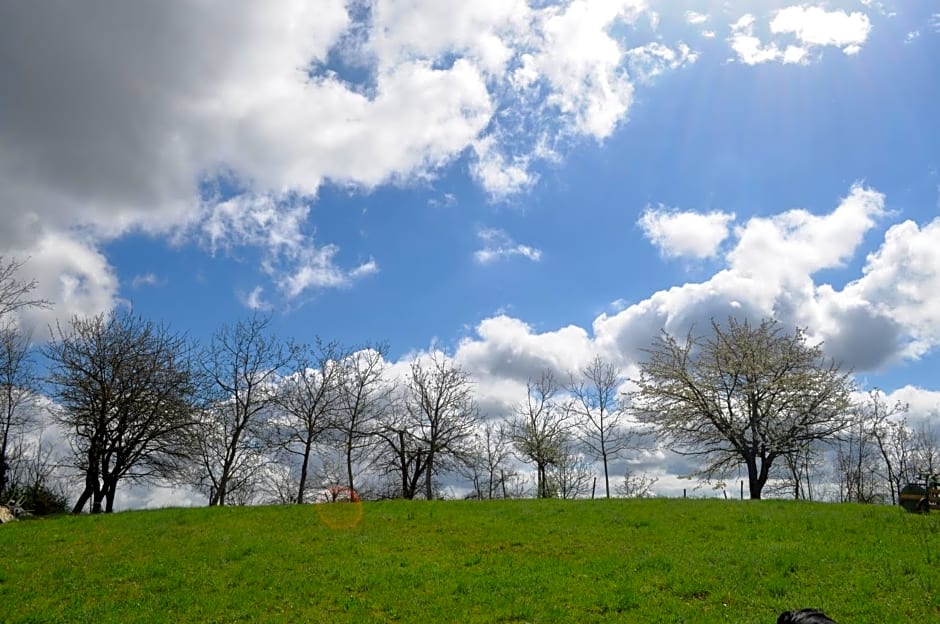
[
  {"x1": 873, "y1": 418, "x2": 917, "y2": 504},
  {"x1": 860, "y1": 391, "x2": 910, "y2": 504},
  {"x1": 776, "y1": 441, "x2": 827, "y2": 500},
  {"x1": 2, "y1": 429, "x2": 68, "y2": 515},
  {"x1": 332, "y1": 344, "x2": 388, "y2": 495},
  {"x1": 45, "y1": 312, "x2": 199, "y2": 513},
  {"x1": 373, "y1": 393, "x2": 428, "y2": 499},
  {"x1": 509, "y1": 371, "x2": 571, "y2": 499},
  {"x1": 259, "y1": 463, "x2": 302, "y2": 505},
  {"x1": 194, "y1": 315, "x2": 295, "y2": 506},
  {"x1": 459, "y1": 421, "x2": 515, "y2": 500},
  {"x1": 404, "y1": 352, "x2": 479, "y2": 500},
  {"x1": 549, "y1": 441, "x2": 594, "y2": 499},
  {"x1": 632, "y1": 318, "x2": 854, "y2": 499},
  {"x1": 912, "y1": 423, "x2": 940, "y2": 477},
  {"x1": 273, "y1": 339, "x2": 346, "y2": 503},
  {"x1": 0, "y1": 256, "x2": 49, "y2": 497},
  {"x1": 0, "y1": 324, "x2": 38, "y2": 494},
  {"x1": 0, "y1": 257, "x2": 51, "y2": 320},
  {"x1": 569, "y1": 355, "x2": 632, "y2": 498},
  {"x1": 835, "y1": 419, "x2": 883, "y2": 503},
  {"x1": 312, "y1": 453, "x2": 348, "y2": 495},
  {"x1": 834, "y1": 392, "x2": 912, "y2": 504}
]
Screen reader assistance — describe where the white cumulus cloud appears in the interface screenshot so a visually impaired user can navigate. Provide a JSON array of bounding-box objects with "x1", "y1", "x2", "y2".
[
  {"x1": 729, "y1": 6, "x2": 872, "y2": 65},
  {"x1": 841, "y1": 218, "x2": 940, "y2": 359},
  {"x1": 638, "y1": 207, "x2": 735, "y2": 259},
  {"x1": 461, "y1": 186, "x2": 926, "y2": 394},
  {"x1": 0, "y1": 0, "x2": 695, "y2": 320},
  {"x1": 727, "y1": 185, "x2": 885, "y2": 283},
  {"x1": 730, "y1": 14, "x2": 788, "y2": 65},
  {"x1": 770, "y1": 6, "x2": 872, "y2": 55}
]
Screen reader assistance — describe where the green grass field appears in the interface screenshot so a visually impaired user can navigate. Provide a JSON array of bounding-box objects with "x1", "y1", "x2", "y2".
[{"x1": 1, "y1": 498, "x2": 938, "y2": 623}]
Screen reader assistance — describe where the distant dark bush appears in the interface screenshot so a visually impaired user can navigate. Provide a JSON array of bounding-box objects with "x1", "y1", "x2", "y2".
[{"x1": 3, "y1": 481, "x2": 69, "y2": 517}]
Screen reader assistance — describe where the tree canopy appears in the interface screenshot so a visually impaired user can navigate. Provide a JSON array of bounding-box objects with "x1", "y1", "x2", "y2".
[
  {"x1": 631, "y1": 318, "x2": 854, "y2": 499},
  {"x1": 45, "y1": 311, "x2": 199, "y2": 513}
]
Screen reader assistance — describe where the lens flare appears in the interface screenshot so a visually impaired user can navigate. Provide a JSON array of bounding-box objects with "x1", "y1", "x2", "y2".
[{"x1": 315, "y1": 486, "x2": 363, "y2": 529}]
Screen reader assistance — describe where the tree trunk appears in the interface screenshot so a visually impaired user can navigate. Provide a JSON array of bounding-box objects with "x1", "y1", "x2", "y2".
[
  {"x1": 396, "y1": 432, "x2": 415, "y2": 499},
  {"x1": 91, "y1": 489, "x2": 105, "y2": 514},
  {"x1": 104, "y1": 477, "x2": 118, "y2": 513},
  {"x1": 345, "y1": 438, "x2": 355, "y2": 494},
  {"x1": 0, "y1": 414, "x2": 11, "y2": 493},
  {"x1": 73, "y1": 459, "x2": 101, "y2": 513},
  {"x1": 297, "y1": 437, "x2": 312, "y2": 504},
  {"x1": 601, "y1": 451, "x2": 610, "y2": 499},
  {"x1": 72, "y1": 484, "x2": 94, "y2": 514},
  {"x1": 215, "y1": 439, "x2": 241, "y2": 506},
  {"x1": 424, "y1": 450, "x2": 435, "y2": 500},
  {"x1": 875, "y1": 439, "x2": 897, "y2": 505},
  {"x1": 214, "y1": 474, "x2": 228, "y2": 506},
  {"x1": 537, "y1": 463, "x2": 547, "y2": 498},
  {"x1": 746, "y1": 456, "x2": 763, "y2": 500}
]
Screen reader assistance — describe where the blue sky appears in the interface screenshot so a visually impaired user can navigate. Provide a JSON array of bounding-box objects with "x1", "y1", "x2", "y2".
[{"x1": 3, "y1": 1, "x2": 940, "y2": 502}]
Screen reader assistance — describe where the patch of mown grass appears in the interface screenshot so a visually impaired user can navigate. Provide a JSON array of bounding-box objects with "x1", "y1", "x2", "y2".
[{"x1": 1, "y1": 498, "x2": 939, "y2": 622}]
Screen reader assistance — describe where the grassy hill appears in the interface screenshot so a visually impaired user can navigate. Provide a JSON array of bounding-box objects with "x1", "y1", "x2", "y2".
[{"x1": 1, "y1": 498, "x2": 938, "y2": 623}]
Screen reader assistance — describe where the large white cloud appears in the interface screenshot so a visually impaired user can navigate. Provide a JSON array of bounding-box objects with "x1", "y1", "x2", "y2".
[
  {"x1": 457, "y1": 315, "x2": 595, "y2": 383},
  {"x1": 0, "y1": 1, "x2": 349, "y2": 236},
  {"x1": 841, "y1": 219, "x2": 940, "y2": 359},
  {"x1": 727, "y1": 185, "x2": 885, "y2": 283},
  {"x1": 605, "y1": 186, "x2": 873, "y2": 362},
  {"x1": 0, "y1": 0, "x2": 694, "y2": 320},
  {"x1": 458, "y1": 185, "x2": 940, "y2": 388},
  {"x1": 530, "y1": 0, "x2": 646, "y2": 138}
]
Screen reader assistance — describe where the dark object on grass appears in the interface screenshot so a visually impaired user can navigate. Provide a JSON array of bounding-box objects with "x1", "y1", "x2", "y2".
[
  {"x1": 899, "y1": 473, "x2": 940, "y2": 513},
  {"x1": 778, "y1": 608, "x2": 838, "y2": 623}
]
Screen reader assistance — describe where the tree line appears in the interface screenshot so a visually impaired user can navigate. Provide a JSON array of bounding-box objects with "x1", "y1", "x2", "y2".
[
  {"x1": 3, "y1": 302, "x2": 636, "y2": 511},
  {"x1": 39, "y1": 313, "x2": 637, "y2": 511},
  {"x1": 2, "y1": 257, "x2": 938, "y2": 513}
]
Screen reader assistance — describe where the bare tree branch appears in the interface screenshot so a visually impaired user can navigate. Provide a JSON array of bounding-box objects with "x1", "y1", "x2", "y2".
[
  {"x1": 568, "y1": 355, "x2": 633, "y2": 498},
  {"x1": 509, "y1": 370, "x2": 572, "y2": 499},
  {"x1": 0, "y1": 257, "x2": 51, "y2": 320},
  {"x1": 191, "y1": 314, "x2": 296, "y2": 506}
]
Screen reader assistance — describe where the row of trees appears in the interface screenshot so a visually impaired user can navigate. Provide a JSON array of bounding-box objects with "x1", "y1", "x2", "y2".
[
  {"x1": 2, "y1": 256, "x2": 938, "y2": 512},
  {"x1": 831, "y1": 391, "x2": 937, "y2": 505},
  {"x1": 48, "y1": 313, "x2": 638, "y2": 511}
]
